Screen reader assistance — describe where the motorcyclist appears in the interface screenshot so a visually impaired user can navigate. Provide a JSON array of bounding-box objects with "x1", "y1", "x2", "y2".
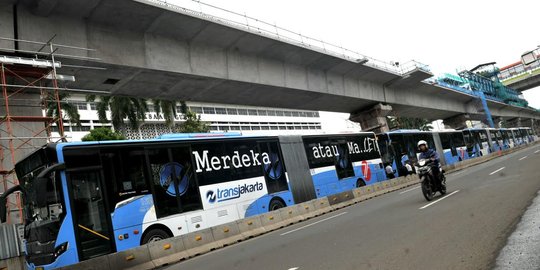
[{"x1": 417, "y1": 140, "x2": 442, "y2": 184}]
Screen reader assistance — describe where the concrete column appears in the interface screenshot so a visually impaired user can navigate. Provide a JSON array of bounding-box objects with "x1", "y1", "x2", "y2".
[
  {"x1": 506, "y1": 117, "x2": 522, "y2": 128},
  {"x1": 349, "y1": 103, "x2": 392, "y2": 134},
  {"x1": 443, "y1": 114, "x2": 470, "y2": 130}
]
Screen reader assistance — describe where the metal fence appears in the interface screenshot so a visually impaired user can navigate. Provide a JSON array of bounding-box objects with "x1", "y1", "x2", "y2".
[{"x1": 0, "y1": 223, "x2": 24, "y2": 260}]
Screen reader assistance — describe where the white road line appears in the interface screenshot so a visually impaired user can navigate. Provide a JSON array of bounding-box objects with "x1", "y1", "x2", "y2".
[
  {"x1": 534, "y1": 150, "x2": 540, "y2": 154},
  {"x1": 288, "y1": 268, "x2": 299, "y2": 270},
  {"x1": 519, "y1": 156, "x2": 528, "y2": 161},
  {"x1": 400, "y1": 186, "x2": 420, "y2": 194},
  {"x1": 489, "y1": 167, "x2": 506, "y2": 175},
  {"x1": 419, "y1": 190, "x2": 460, "y2": 210},
  {"x1": 280, "y1": 212, "x2": 348, "y2": 236}
]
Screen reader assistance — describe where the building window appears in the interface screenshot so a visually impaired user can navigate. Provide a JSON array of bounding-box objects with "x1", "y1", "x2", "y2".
[
  {"x1": 89, "y1": 103, "x2": 97, "y2": 111},
  {"x1": 209, "y1": 126, "x2": 218, "y2": 131},
  {"x1": 291, "y1": 111, "x2": 299, "y2": 117},
  {"x1": 230, "y1": 126, "x2": 240, "y2": 130},
  {"x1": 252, "y1": 126, "x2": 261, "y2": 130},
  {"x1": 237, "y1": 109, "x2": 248, "y2": 115},
  {"x1": 275, "y1": 111, "x2": 284, "y2": 117},
  {"x1": 283, "y1": 111, "x2": 292, "y2": 117},
  {"x1": 226, "y1": 108, "x2": 238, "y2": 115},
  {"x1": 190, "y1": 106, "x2": 203, "y2": 114},
  {"x1": 72, "y1": 102, "x2": 87, "y2": 110},
  {"x1": 215, "y1": 107, "x2": 227, "y2": 114},
  {"x1": 257, "y1": 110, "x2": 267, "y2": 116},
  {"x1": 266, "y1": 110, "x2": 276, "y2": 116},
  {"x1": 203, "y1": 107, "x2": 215, "y2": 114},
  {"x1": 261, "y1": 126, "x2": 270, "y2": 130},
  {"x1": 248, "y1": 109, "x2": 258, "y2": 116}
]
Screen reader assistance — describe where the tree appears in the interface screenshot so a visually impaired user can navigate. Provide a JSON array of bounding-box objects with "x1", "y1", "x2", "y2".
[
  {"x1": 177, "y1": 101, "x2": 210, "y2": 133},
  {"x1": 81, "y1": 127, "x2": 125, "y2": 141},
  {"x1": 388, "y1": 116, "x2": 433, "y2": 131},
  {"x1": 153, "y1": 99, "x2": 178, "y2": 127},
  {"x1": 43, "y1": 91, "x2": 81, "y2": 138},
  {"x1": 86, "y1": 95, "x2": 148, "y2": 130}
]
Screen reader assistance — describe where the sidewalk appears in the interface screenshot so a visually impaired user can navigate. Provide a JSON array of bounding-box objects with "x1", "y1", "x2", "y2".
[{"x1": 494, "y1": 190, "x2": 540, "y2": 269}]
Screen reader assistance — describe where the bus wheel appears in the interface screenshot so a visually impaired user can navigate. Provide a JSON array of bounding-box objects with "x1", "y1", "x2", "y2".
[
  {"x1": 356, "y1": 179, "x2": 366, "y2": 188},
  {"x1": 141, "y1": 229, "x2": 171, "y2": 244},
  {"x1": 269, "y1": 198, "x2": 286, "y2": 211}
]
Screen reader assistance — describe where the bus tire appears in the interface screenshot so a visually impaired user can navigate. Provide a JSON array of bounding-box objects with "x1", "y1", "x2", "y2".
[
  {"x1": 269, "y1": 198, "x2": 286, "y2": 211},
  {"x1": 356, "y1": 178, "x2": 366, "y2": 188},
  {"x1": 141, "y1": 228, "x2": 171, "y2": 245}
]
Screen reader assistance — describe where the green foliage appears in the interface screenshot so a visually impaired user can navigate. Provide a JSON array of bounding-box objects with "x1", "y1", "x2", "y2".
[
  {"x1": 86, "y1": 95, "x2": 148, "y2": 130},
  {"x1": 81, "y1": 127, "x2": 125, "y2": 141},
  {"x1": 388, "y1": 116, "x2": 433, "y2": 131},
  {"x1": 44, "y1": 91, "x2": 81, "y2": 138},
  {"x1": 178, "y1": 108, "x2": 210, "y2": 133},
  {"x1": 153, "y1": 99, "x2": 178, "y2": 127}
]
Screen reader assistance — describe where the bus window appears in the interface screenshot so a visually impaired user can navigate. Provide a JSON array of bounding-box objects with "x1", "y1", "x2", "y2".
[
  {"x1": 147, "y1": 148, "x2": 182, "y2": 218},
  {"x1": 171, "y1": 147, "x2": 203, "y2": 212},
  {"x1": 258, "y1": 141, "x2": 289, "y2": 194},
  {"x1": 100, "y1": 148, "x2": 150, "y2": 212}
]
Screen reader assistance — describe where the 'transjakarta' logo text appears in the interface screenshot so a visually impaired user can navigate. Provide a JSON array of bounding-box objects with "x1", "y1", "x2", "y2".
[{"x1": 206, "y1": 182, "x2": 264, "y2": 203}]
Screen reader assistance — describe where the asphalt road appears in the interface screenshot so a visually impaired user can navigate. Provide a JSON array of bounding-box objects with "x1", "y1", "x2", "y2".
[{"x1": 165, "y1": 144, "x2": 540, "y2": 270}]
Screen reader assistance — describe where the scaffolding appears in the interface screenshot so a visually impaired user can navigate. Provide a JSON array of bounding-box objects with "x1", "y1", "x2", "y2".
[{"x1": 0, "y1": 37, "x2": 99, "y2": 224}]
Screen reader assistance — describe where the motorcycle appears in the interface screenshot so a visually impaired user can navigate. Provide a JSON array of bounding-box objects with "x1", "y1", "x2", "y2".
[{"x1": 416, "y1": 158, "x2": 446, "y2": 201}]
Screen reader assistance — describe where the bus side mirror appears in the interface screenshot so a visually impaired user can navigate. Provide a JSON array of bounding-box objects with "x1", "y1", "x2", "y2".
[{"x1": 0, "y1": 196, "x2": 6, "y2": 223}]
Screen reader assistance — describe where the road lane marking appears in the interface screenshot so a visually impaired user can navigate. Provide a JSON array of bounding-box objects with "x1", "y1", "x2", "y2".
[
  {"x1": 489, "y1": 167, "x2": 506, "y2": 175},
  {"x1": 534, "y1": 150, "x2": 540, "y2": 154},
  {"x1": 280, "y1": 212, "x2": 348, "y2": 236},
  {"x1": 288, "y1": 268, "x2": 299, "y2": 270},
  {"x1": 419, "y1": 190, "x2": 460, "y2": 210},
  {"x1": 400, "y1": 186, "x2": 420, "y2": 194},
  {"x1": 519, "y1": 156, "x2": 528, "y2": 161}
]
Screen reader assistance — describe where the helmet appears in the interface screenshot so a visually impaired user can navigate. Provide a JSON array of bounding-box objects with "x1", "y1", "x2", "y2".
[{"x1": 417, "y1": 140, "x2": 428, "y2": 149}]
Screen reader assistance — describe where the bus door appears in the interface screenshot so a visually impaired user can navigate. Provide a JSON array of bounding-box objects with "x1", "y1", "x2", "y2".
[{"x1": 68, "y1": 169, "x2": 115, "y2": 261}]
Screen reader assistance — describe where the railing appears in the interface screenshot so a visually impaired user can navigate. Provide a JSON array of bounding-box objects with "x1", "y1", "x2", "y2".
[
  {"x1": 144, "y1": 0, "x2": 431, "y2": 76},
  {"x1": 498, "y1": 61, "x2": 540, "y2": 83}
]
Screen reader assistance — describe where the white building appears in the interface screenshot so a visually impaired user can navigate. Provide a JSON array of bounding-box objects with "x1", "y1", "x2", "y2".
[{"x1": 51, "y1": 95, "x2": 360, "y2": 141}]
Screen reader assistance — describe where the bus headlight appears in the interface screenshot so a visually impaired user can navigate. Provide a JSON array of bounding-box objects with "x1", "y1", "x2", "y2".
[{"x1": 54, "y1": 242, "x2": 68, "y2": 258}]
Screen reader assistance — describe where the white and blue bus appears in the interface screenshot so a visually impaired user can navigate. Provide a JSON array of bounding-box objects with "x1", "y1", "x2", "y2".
[
  {"x1": 437, "y1": 131, "x2": 468, "y2": 164},
  {"x1": 301, "y1": 133, "x2": 386, "y2": 198},
  {"x1": 487, "y1": 128, "x2": 504, "y2": 152},
  {"x1": 462, "y1": 128, "x2": 490, "y2": 158},
  {"x1": 0, "y1": 132, "x2": 385, "y2": 269},
  {"x1": 377, "y1": 130, "x2": 437, "y2": 177}
]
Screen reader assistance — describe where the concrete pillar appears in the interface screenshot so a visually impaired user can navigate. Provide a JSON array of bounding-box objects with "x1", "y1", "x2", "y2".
[
  {"x1": 349, "y1": 103, "x2": 392, "y2": 134},
  {"x1": 506, "y1": 117, "x2": 522, "y2": 128},
  {"x1": 443, "y1": 114, "x2": 470, "y2": 130}
]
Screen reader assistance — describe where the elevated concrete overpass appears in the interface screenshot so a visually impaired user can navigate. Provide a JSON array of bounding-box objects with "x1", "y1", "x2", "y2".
[
  {"x1": 0, "y1": 0, "x2": 539, "y2": 132},
  {"x1": 499, "y1": 60, "x2": 540, "y2": 92}
]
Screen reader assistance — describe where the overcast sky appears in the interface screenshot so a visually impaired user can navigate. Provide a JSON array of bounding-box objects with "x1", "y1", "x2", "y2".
[{"x1": 170, "y1": 0, "x2": 540, "y2": 110}]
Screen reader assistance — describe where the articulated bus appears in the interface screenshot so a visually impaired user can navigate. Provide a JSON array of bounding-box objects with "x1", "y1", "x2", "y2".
[
  {"x1": 437, "y1": 131, "x2": 468, "y2": 164},
  {"x1": 378, "y1": 130, "x2": 469, "y2": 177},
  {"x1": 462, "y1": 128, "x2": 490, "y2": 157},
  {"x1": 487, "y1": 128, "x2": 505, "y2": 152},
  {"x1": 377, "y1": 130, "x2": 436, "y2": 177},
  {"x1": 499, "y1": 128, "x2": 515, "y2": 149},
  {"x1": 0, "y1": 132, "x2": 385, "y2": 269},
  {"x1": 302, "y1": 134, "x2": 386, "y2": 198}
]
